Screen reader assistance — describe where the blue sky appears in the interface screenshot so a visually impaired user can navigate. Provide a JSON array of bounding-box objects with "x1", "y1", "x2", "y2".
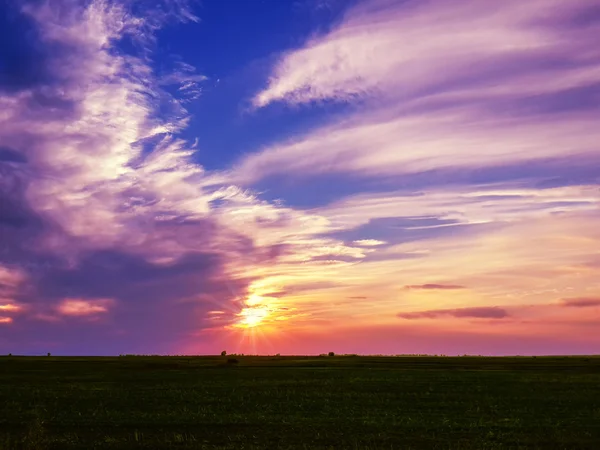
[
  {"x1": 155, "y1": 0, "x2": 350, "y2": 171},
  {"x1": 1, "y1": 0, "x2": 599, "y2": 356}
]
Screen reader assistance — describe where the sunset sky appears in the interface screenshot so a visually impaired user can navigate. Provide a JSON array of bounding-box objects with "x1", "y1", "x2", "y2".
[{"x1": 1, "y1": 0, "x2": 599, "y2": 356}]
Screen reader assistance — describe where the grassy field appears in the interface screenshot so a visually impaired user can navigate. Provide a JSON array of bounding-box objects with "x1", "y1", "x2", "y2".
[{"x1": 0, "y1": 355, "x2": 599, "y2": 449}]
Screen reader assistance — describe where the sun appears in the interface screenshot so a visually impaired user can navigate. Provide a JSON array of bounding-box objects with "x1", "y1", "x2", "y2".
[{"x1": 237, "y1": 306, "x2": 269, "y2": 328}]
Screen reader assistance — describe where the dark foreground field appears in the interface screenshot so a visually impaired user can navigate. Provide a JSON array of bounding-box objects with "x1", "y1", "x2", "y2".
[{"x1": 1, "y1": 355, "x2": 599, "y2": 449}]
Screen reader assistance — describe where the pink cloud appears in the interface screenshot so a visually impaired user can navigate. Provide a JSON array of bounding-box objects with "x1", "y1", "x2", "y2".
[
  {"x1": 353, "y1": 239, "x2": 386, "y2": 247},
  {"x1": 57, "y1": 298, "x2": 114, "y2": 317}
]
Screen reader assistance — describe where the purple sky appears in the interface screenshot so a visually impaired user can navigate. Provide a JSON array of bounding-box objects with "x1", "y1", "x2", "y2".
[{"x1": 1, "y1": 0, "x2": 599, "y2": 355}]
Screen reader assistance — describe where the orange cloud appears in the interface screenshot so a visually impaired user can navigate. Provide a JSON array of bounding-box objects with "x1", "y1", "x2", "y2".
[{"x1": 0, "y1": 303, "x2": 22, "y2": 312}]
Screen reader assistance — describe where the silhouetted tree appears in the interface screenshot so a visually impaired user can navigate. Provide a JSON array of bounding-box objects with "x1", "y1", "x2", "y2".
[
  {"x1": 47, "y1": 352, "x2": 51, "y2": 357},
  {"x1": 328, "y1": 351, "x2": 335, "y2": 357},
  {"x1": 221, "y1": 350, "x2": 227, "y2": 356}
]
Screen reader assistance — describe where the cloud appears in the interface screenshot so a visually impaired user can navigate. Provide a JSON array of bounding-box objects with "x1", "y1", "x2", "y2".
[
  {"x1": 0, "y1": 267, "x2": 26, "y2": 310},
  {"x1": 57, "y1": 298, "x2": 113, "y2": 317},
  {"x1": 405, "y1": 284, "x2": 466, "y2": 290},
  {"x1": 0, "y1": 304, "x2": 22, "y2": 312},
  {"x1": 233, "y1": 106, "x2": 600, "y2": 184},
  {"x1": 1, "y1": 0, "x2": 334, "y2": 353},
  {"x1": 398, "y1": 306, "x2": 510, "y2": 320},
  {"x1": 254, "y1": 0, "x2": 600, "y2": 108},
  {"x1": 158, "y1": 58, "x2": 207, "y2": 102},
  {"x1": 1, "y1": 0, "x2": 599, "y2": 356},
  {"x1": 235, "y1": 0, "x2": 600, "y2": 185},
  {"x1": 317, "y1": 186, "x2": 600, "y2": 233},
  {"x1": 560, "y1": 298, "x2": 600, "y2": 308},
  {"x1": 0, "y1": 0, "x2": 370, "y2": 354},
  {"x1": 353, "y1": 239, "x2": 386, "y2": 247}
]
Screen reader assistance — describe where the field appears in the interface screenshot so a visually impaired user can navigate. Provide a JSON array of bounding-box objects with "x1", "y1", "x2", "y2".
[{"x1": 1, "y1": 355, "x2": 599, "y2": 449}]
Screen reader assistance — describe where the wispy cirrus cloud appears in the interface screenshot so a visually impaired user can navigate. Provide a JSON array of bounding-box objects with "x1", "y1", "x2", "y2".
[
  {"x1": 254, "y1": 0, "x2": 600, "y2": 108},
  {"x1": 405, "y1": 284, "x2": 466, "y2": 290},
  {"x1": 237, "y1": 0, "x2": 600, "y2": 185}
]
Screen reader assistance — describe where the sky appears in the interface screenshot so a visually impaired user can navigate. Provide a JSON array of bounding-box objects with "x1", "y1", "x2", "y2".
[{"x1": 1, "y1": 0, "x2": 599, "y2": 356}]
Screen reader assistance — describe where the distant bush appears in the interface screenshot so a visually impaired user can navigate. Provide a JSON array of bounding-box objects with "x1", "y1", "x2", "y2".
[
  {"x1": 227, "y1": 358, "x2": 239, "y2": 364},
  {"x1": 8, "y1": 353, "x2": 11, "y2": 357},
  {"x1": 47, "y1": 352, "x2": 51, "y2": 357},
  {"x1": 221, "y1": 350, "x2": 227, "y2": 356},
  {"x1": 328, "y1": 352, "x2": 335, "y2": 357}
]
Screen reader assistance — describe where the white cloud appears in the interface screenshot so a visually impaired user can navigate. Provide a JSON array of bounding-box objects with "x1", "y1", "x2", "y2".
[
  {"x1": 238, "y1": 0, "x2": 600, "y2": 183},
  {"x1": 232, "y1": 107, "x2": 600, "y2": 183},
  {"x1": 253, "y1": 0, "x2": 598, "y2": 107},
  {"x1": 353, "y1": 239, "x2": 386, "y2": 247}
]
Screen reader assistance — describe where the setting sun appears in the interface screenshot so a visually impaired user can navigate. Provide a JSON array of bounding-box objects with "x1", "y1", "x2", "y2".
[{"x1": 237, "y1": 307, "x2": 269, "y2": 328}]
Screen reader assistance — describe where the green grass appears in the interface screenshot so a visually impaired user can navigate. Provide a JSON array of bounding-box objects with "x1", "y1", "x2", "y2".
[{"x1": 1, "y1": 355, "x2": 599, "y2": 449}]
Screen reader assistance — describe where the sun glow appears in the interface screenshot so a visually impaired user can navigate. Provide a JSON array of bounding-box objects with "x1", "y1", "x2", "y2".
[
  {"x1": 237, "y1": 306, "x2": 269, "y2": 328},
  {"x1": 245, "y1": 294, "x2": 264, "y2": 307}
]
